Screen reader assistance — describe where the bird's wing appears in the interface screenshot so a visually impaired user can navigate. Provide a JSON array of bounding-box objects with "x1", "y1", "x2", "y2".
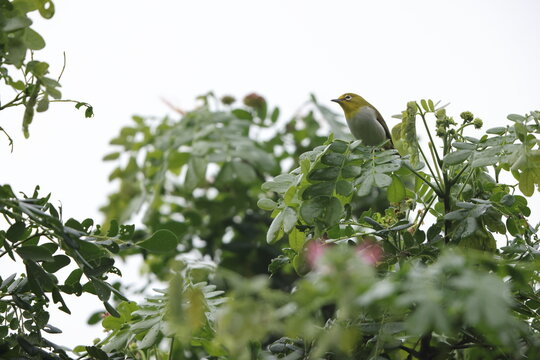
[{"x1": 375, "y1": 109, "x2": 394, "y2": 148}]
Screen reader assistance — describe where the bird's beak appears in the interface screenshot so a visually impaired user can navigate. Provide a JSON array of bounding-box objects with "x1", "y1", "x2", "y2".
[{"x1": 331, "y1": 99, "x2": 342, "y2": 103}]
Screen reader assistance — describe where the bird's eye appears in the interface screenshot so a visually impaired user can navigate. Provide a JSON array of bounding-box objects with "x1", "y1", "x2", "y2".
[{"x1": 344, "y1": 95, "x2": 352, "y2": 101}]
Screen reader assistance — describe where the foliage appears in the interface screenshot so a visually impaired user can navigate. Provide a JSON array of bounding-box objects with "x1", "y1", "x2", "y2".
[
  {"x1": 2, "y1": 2, "x2": 540, "y2": 358},
  {"x1": 91, "y1": 89, "x2": 540, "y2": 360},
  {"x1": 0, "y1": 0, "x2": 92, "y2": 148},
  {"x1": 99, "y1": 92, "x2": 341, "y2": 280}
]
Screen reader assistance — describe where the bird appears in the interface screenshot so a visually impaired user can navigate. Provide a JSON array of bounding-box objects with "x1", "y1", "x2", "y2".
[{"x1": 332, "y1": 93, "x2": 393, "y2": 148}]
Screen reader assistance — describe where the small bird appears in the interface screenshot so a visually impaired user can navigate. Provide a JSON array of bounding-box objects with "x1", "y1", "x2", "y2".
[{"x1": 332, "y1": 93, "x2": 393, "y2": 148}]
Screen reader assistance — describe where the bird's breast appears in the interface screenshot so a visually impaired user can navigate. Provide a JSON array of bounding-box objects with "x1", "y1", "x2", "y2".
[{"x1": 346, "y1": 106, "x2": 386, "y2": 146}]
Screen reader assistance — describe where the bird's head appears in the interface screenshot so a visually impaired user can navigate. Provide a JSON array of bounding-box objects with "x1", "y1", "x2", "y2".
[{"x1": 331, "y1": 93, "x2": 369, "y2": 118}]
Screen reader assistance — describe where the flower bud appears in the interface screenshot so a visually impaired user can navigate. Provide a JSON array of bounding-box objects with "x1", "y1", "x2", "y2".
[
  {"x1": 221, "y1": 95, "x2": 236, "y2": 105},
  {"x1": 473, "y1": 118, "x2": 483, "y2": 129},
  {"x1": 460, "y1": 111, "x2": 474, "y2": 123},
  {"x1": 243, "y1": 93, "x2": 266, "y2": 110}
]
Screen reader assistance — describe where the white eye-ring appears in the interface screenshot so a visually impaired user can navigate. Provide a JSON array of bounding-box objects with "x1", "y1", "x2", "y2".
[{"x1": 344, "y1": 95, "x2": 352, "y2": 101}]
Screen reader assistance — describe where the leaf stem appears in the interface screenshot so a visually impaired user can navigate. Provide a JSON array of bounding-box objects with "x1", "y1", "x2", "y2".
[
  {"x1": 418, "y1": 107, "x2": 442, "y2": 164},
  {"x1": 168, "y1": 337, "x2": 175, "y2": 360},
  {"x1": 417, "y1": 145, "x2": 443, "y2": 193},
  {"x1": 402, "y1": 162, "x2": 443, "y2": 197}
]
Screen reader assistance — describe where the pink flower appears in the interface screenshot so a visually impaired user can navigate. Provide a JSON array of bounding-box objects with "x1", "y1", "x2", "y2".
[
  {"x1": 356, "y1": 241, "x2": 382, "y2": 265},
  {"x1": 306, "y1": 241, "x2": 327, "y2": 268}
]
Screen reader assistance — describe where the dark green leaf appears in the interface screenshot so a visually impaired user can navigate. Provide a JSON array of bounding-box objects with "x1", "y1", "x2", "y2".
[
  {"x1": 341, "y1": 166, "x2": 362, "y2": 178},
  {"x1": 302, "y1": 182, "x2": 334, "y2": 199},
  {"x1": 321, "y1": 153, "x2": 345, "y2": 166},
  {"x1": 16, "y1": 245, "x2": 53, "y2": 262},
  {"x1": 85, "y1": 346, "x2": 109, "y2": 360},
  {"x1": 329, "y1": 140, "x2": 348, "y2": 153},
  {"x1": 42, "y1": 255, "x2": 70, "y2": 273},
  {"x1": 104, "y1": 301, "x2": 121, "y2": 318},
  {"x1": 308, "y1": 167, "x2": 340, "y2": 181},
  {"x1": 6, "y1": 222, "x2": 26, "y2": 242},
  {"x1": 335, "y1": 180, "x2": 353, "y2": 197}
]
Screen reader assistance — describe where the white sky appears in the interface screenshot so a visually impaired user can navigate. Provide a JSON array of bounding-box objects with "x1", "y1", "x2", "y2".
[{"x1": 1, "y1": 0, "x2": 540, "y2": 350}]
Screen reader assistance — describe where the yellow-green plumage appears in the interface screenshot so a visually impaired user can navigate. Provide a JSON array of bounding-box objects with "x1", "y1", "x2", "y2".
[{"x1": 332, "y1": 93, "x2": 393, "y2": 148}]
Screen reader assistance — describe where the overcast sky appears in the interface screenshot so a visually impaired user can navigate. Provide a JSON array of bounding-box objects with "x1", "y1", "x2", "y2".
[{"x1": 2, "y1": 0, "x2": 540, "y2": 349}]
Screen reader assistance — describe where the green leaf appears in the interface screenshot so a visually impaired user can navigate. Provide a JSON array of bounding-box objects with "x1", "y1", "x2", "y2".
[
  {"x1": 302, "y1": 182, "x2": 334, "y2": 199},
  {"x1": 300, "y1": 197, "x2": 326, "y2": 225},
  {"x1": 3, "y1": 16, "x2": 32, "y2": 32},
  {"x1": 443, "y1": 150, "x2": 472, "y2": 165},
  {"x1": 38, "y1": 1, "x2": 55, "y2": 19},
  {"x1": 507, "y1": 114, "x2": 526, "y2": 122},
  {"x1": 358, "y1": 174, "x2": 374, "y2": 197},
  {"x1": 232, "y1": 161, "x2": 257, "y2": 184},
  {"x1": 103, "y1": 152, "x2": 121, "y2": 161},
  {"x1": 6, "y1": 222, "x2": 26, "y2": 242},
  {"x1": 232, "y1": 109, "x2": 253, "y2": 121},
  {"x1": 282, "y1": 207, "x2": 297, "y2": 233},
  {"x1": 335, "y1": 180, "x2": 353, "y2": 197},
  {"x1": 387, "y1": 175, "x2": 406, "y2": 202},
  {"x1": 374, "y1": 173, "x2": 392, "y2": 187},
  {"x1": 138, "y1": 230, "x2": 179, "y2": 253},
  {"x1": 185, "y1": 156, "x2": 207, "y2": 191},
  {"x1": 270, "y1": 107, "x2": 280, "y2": 123},
  {"x1": 321, "y1": 153, "x2": 345, "y2": 166},
  {"x1": 16, "y1": 245, "x2": 54, "y2": 262},
  {"x1": 36, "y1": 95, "x2": 49, "y2": 112},
  {"x1": 329, "y1": 140, "x2": 348, "y2": 153},
  {"x1": 300, "y1": 196, "x2": 343, "y2": 227},
  {"x1": 308, "y1": 167, "x2": 340, "y2": 181},
  {"x1": 266, "y1": 211, "x2": 284, "y2": 244},
  {"x1": 25, "y1": 260, "x2": 55, "y2": 293},
  {"x1": 519, "y1": 169, "x2": 535, "y2": 196},
  {"x1": 514, "y1": 123, "x2": 528, "y2": 141},
  {"x1": 486, "y1": 127, "x2": 506, "y2": 135},
  {"x1": 42, "y1": 255, "x2": 70, "y2": 273},
  {"x1": 104, "y1": 301, "x2": 121, "y2": 318},
  {"x1": 168, "y1": 151, "x2": 190, "y2": 173},
  {"x1": 420, "y1": 99, "x2": 429, "y2": 112},
  {"x1": 341, "y1": 166, "x2": 362, "y2": 178},
  {"x1": 85, "y1": 346, "x2": 108, "y2": 360},
  {"x1": 139, "y1": 322, "x2": 161, "y2": 349},
  {"x1": 262, "y1": 174, "x2": 296, "y2": 193},
  {"x1": 257, "y1": 198, "x2": 277, "y2": 211},
  {"x1": 288, "y1": 228, "x2": 305, "y2": 252},
  {"x1": 23, "y1": 28, "x2": 46, "y2": 50}
]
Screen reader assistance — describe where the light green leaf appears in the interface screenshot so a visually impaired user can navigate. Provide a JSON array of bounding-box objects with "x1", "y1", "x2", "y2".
[
  {"x1": 185, "y1": 156, "x2": 207, "y2": 191},
  {"x1": 443, "y1": 150, "x2": 472, "y2": 165},
  {"x1": 232, "y1": 161, "x2": 257, "y2": 184},
  {"x1": 507, "y1": 114, "x2": 526, "y2": 122},
  {"x1": 387, "y1": 175, "x2": 406, "y2": 202},
  {"x1": 288, "y1": 228, "x2": 305, "y2": 252},
  {"x1": 282, "y1": 207, "x2": 297, "y2": 233},
  {"x1": 138, "y1": 230, "x2": 179, "y2": 253},
  {"x1": 358, "y1": 174, "x2": 374, "y2": 197},
  {"x1": 519, "y1": 168, "x2": 535, "y2": 196},
  {"x1": 257, "y1": 198, "x2": 277, "y2": 211},
  {"x1": 139, "y1": 322, "x2": 161, "y2": 349},
  {"x1": 23, "y1": 28, "x2": 46, "y2": 50},
  {"x1": 374, "y1": 173, "x2": 392, "y2": 187},
  {"x1": 266, "y1": 211, "x2": 284, "y2": 244}
]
